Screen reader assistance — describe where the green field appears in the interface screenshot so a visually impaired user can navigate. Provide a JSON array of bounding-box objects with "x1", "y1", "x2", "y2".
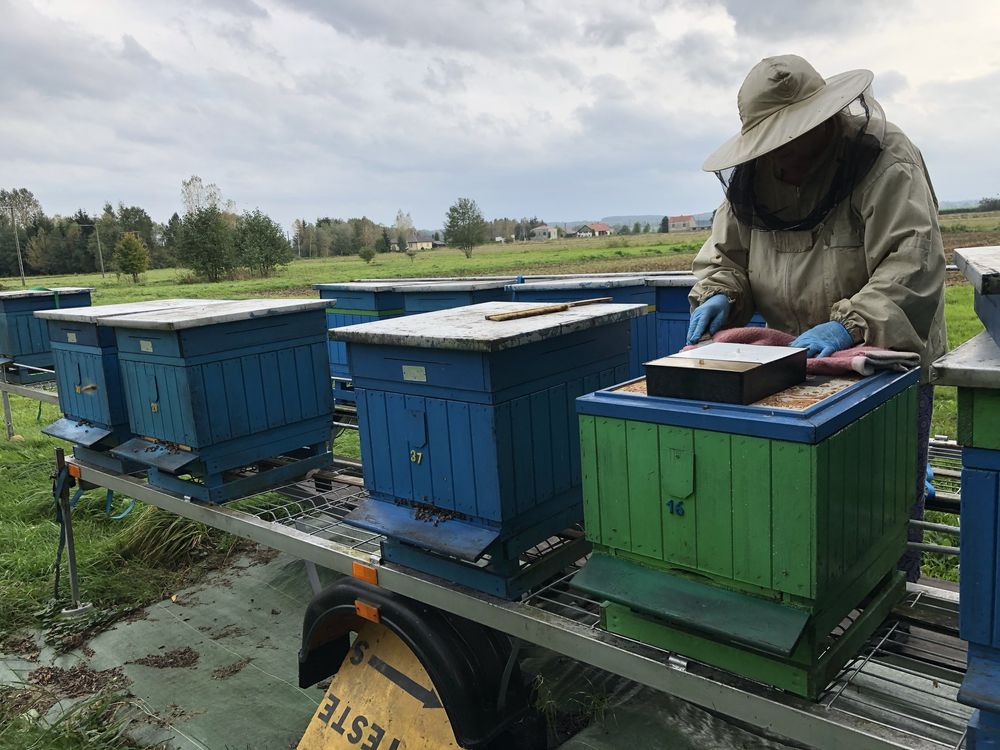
[{"x1": 0, "y1": 230, "x2": 988, "y2": 651}]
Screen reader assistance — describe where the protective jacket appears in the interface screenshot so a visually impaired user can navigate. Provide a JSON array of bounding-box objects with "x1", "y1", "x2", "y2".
[{"x1": 690, "y1": 121, "x2": 947, "y2": 378}]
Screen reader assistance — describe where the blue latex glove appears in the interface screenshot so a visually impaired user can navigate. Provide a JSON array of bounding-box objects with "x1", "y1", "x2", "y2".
[
  {"x1": 686, "y1": 294, "x2": 731, "y2": 344},
  {"x1": 924, "y1": 465, "x2": 936, "y2": 503},
  {"x1": 789, "y1": 321, "x2": 854, "y2": 358}
]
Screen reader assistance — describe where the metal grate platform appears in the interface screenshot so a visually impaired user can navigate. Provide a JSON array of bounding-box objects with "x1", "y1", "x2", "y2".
[{"x1": 70, "y1": 461, "x2": 972, "y2": 750}]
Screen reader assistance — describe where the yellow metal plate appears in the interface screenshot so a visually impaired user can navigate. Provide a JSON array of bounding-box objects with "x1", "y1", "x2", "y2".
[{"x1": 298, "y1": 622, "x2": 458, "y2": 750}]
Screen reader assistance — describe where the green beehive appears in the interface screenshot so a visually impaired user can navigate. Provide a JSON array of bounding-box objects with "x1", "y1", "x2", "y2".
[{"x1": 573, "y1": 370, "x2": 918, "y2": 698}]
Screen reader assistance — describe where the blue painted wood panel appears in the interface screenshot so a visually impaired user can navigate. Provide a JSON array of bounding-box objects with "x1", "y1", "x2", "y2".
[
  {"x1": 326, "y1": 310, "x2": 403, "y2": 379},
  {"x1": 0, "y1": 291, "x2": 91, "y2": 359},
  {"x1": 401, "y1": 287, "x2": 508, "y2": 313},
  {"x1": 960, "y1": 460, "x2": 1000, "y2": 648},
  {"x1": 51, "y1": 346, "x2": 127, "y2": 429}
]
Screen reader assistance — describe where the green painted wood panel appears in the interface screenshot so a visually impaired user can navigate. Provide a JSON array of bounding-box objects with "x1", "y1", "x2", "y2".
[
  {"x1": 814, "y1": 440, "x2": 830, "y2": 590},
  {"x1": 731, "y1": 435, "x2": 772, "y2": 588},
  {"x1": 959, "y1": 388, "x2": 1000, "y2": 450},
  {"x1": 595, "y1": 416, "x2": 630, "y2": 551},
  {"x1": 771, "y1": 441, "x2": 814, "y2": 598},
  {"x1": 825, "y1": 428, "x2": 846, "y2": 584},
  {"x1": 626, "y1": 421, "x2": 662, "y2": 559},
  {"x1": 694, "y1": 430, "x2": 734, "y2": 580},
  {"x1": 658, "y1": 425, "x2": 697, "y2": 568},
  {"x1": 857, "y1": 408, "x2": 877, "y2": 551},
  {"x1": 881, "y1": 396, "x2": 898, "y2": 538},
  {"x1": 579, "y1": 415, "x2": 601, "y2": 543}
]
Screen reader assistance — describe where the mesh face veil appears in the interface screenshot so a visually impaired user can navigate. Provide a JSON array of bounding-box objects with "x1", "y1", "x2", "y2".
[{"x1": 717, "y1": 86, "x2": 886, "y2": 231}]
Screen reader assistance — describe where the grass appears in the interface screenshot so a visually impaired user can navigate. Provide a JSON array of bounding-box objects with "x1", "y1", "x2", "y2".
[{"x1": 0, "y1": 687, "x2": 146, "y2": 750}]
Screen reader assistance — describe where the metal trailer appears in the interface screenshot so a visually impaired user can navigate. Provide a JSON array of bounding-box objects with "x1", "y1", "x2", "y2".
[{"x1": 60, "y1": 457, "x2": 971, "y2": 750}]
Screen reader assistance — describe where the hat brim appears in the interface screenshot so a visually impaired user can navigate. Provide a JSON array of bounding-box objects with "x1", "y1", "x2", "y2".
[{"x1": 702, "y1": 69, "x2": 874, "y2": 172}]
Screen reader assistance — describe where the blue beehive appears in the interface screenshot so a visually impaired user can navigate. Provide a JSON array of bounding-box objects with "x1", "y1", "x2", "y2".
[
  {"x1": 335, "y1": 300, "x2": 644, "y2": 597},
  {"x1": 36, "y1": 299, "x2": 225, "y2": 470},
  {"x1": 509, "y1": 277, "x2": 654, "y2": 379},
  {"x1": 956, "y1": 246, "x2": 1000, "y2": 348},
  {"x1": 647, "y1": 275, "x2": 767, "y2": 356},
  {"x1": 104, "y1": 299, "x2": 333, "y2": 502},
  {"x1": 399, "y1": 280, "x2": 511, "y2": 314},
  {"x1": 313, "y1": 281, "x2": 421, "y2": 402},
  {"x1": 0, "y1": 288, "x2": 93, "y2": 383}
]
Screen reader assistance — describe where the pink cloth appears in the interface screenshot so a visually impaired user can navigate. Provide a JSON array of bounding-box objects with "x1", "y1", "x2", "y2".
[{"x1": 685, "y1": 327, "x2": 920, "y2": 376}]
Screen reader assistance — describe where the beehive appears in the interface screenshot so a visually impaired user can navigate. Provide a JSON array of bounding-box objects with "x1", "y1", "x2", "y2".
[
  {"x1": 335, "y1": 301, "x2": 644, "y2": 597},
  {"x1": 509, "y1": 277, "x2": 655, "y2": 379},
  {"x1": 931, "y1": 330, "x2": 1000, "y2": 733},
  {"x1": 398, "y1": 280, "x2": 510, "y2": 314},
  {"x1": 646, "y1": 275, "x2": 766, "y2": 356},
  {"x1": 573, "y1": 370, "x2": 918, "y2": 698},
  {"x1": 955, "y1": 246, "x2": 1000, "y2": 348},
  {"x1": 36, "y1": 300, "x2": 224, "y2": 468},
  {"x1": 0, "y1": 288, "x2": 93, "y2": 382},
  {"x1": 104, "y1": 299, "x2": 333, "y2": 502},
  {"x1": 314, "y1": 282, "x2": 414, "y2": 401}
]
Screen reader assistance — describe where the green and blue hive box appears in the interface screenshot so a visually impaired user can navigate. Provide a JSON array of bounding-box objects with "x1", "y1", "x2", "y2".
[
  {"x1": 0, "y1": 287, "x2": 93, "y2": 383},
  {"x1": 104, "y1": 299, "x2": 333, "y2": 503},
  {"x1": 508, "y1": 277, "x2": 655, "y2": 380},
  {"x1": 572, "y1": 368, "x2": 919, "y2": 698},
  {"x1": 36, "y1": 299, "x2": 224, "y2": 471},
  {"x1": 646, "y1": 275, "x2": 766, "y2": 356},
  {"x1": 314, "y1": 282, "x2": 415, "y2": 402},
  {"x1": 335, "y1": 300, "x2": 644, "y2": 598},
  {"x1": 932, "y1": 247, "x2": 1000, "y2": 747}
]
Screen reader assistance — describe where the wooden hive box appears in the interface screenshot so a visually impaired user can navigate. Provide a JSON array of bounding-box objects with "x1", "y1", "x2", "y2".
[
  {"x1": 102, "y1": 299, "x2": 333, "y2": 502},
  {"x1": 334, "y1": 301, "x2": 644, "y2": 597},
  {"x1": 508, "y1": 276, "x2": 656, "y2": 380},
  {"x1": 35, "y1": 299, "x2": 224, "y2": 468},
  {"x1": 573, "y1": 369, "x2": 918, "y2": 698},
  {"x1": 398, "y1": 280, "x2": 511, "y2": 314},
  {"x1": 646, "y1": 276, "x2": 766, "y2": 356},
  {"x1": 931, "y1": 332, "x2": 1000, "y2": 726},
  {"x1": 955, "y1": 246, "x2": 1000, "y2": 348},
  {"x1": 0, "y1": 288, "x2": 93, "y2": 383}
]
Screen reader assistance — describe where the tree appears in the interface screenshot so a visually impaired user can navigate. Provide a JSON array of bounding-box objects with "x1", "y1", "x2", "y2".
[
  {"x1": 178, "y1": 206, "x2": 236, "y2": 281},
  {"x1": 113, "y1": 232, "x2": 150, "y2": 282},
  {"x1": 159, "y1": 212, "x2": 183, "y2": 267},
  {"x1": 444, "y1": 198, "x2": 487, "y2": 258},
  {"x1": 0, "y1": 188, "x2": 42, "y2": 284},
  {"x1": 979, "y1": 196, "x2": 1000, "y2": 212},
  {"x1": 235, "y1": 209, "x2": 293, "y2": 277},
  {"x1": 643, "y1": 222, "x2": 651, "y2": 233},
  {"x1": 659, "y1": 216, "x2": 670, "y2": 233},
  {"x1": 181, "y1": 175, "x2": 228, "y2": 214},
  {"x1": 393, "y1": 209, "x2": 414, "y2": 239},
  {"x1": 376, "y1": 228, "x2": 391, "y2": 254},
  {"x1": 632, "y1": 221, "x2": 641, "y2": 234},
  {"x1": 619, "y1": 224, "x2": 631, "y2": 235},
  {"x1": 405, "y1": 245, "x2": 418, "y2": 262},
  {"x1": 432, "y1": 231, "x2": 440, "y2": 242},
  {"x1": 397, "y1": 232, "x2": 408, "y2": 254},
  {"x1": 358, "y1": 246, "x2": 376, "y2": 264}
]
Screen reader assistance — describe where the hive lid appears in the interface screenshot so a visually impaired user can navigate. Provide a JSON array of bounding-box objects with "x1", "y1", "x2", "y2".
[
  {"x1": 507, "y1": 276, "x2": 647, "y2": 292},
  {"x1": 35, "y1": 299, "x2": 227, "y2": 324},
  {"x1": 954, "y1": 246, "x2": 1000, "y2": 294},
  {"x1": 100, "y1": 298, "x2": 329, "y2": 330},
  {"x1": 397, "y1": 279, "x2": 511, "y2": 292},
  {"x1": 0, "y1": 287, "x2": 94, "y2": 300},
  {"x1": 332, "y1": 301, "x2": 645, "y2": 352},
  {"x1": 930, "y1": 332, "x2": 1000, "y2": 389},
  {"x1": 644, "y1": 274, "x2": 699, "y2": 287},
  {"x1": 312, "y1": 281, "x2": 428, "y2": 292}
]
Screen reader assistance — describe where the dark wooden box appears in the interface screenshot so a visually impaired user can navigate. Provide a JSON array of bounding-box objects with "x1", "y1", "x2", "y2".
[{"x1": 643, "y1": 343, "x2": 807, "y2": 404}]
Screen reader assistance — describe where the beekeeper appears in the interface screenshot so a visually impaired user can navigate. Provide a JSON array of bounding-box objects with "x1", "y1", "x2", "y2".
[{"x1": 687, "y1": 54, "x2": 946, "y2": 581}]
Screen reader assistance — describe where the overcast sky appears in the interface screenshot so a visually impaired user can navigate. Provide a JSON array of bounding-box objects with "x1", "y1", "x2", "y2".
[{"x1": 2, "y1": 0, "x2": 999, "y2": 230}]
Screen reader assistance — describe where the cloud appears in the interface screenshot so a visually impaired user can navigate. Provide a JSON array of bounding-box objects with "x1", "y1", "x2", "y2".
[
  {"x1": 874, "y1": 69, "x2": 908, "y2": 100},
  {"x1": 583, "y1": 9, "x2": 649, "y2": 47},
  {"x1": 719, "y1": 0, "x2": 914, "y2": 39}
]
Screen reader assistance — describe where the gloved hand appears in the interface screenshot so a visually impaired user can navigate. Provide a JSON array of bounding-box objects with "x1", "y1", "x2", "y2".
[
  {"x1": 686, "y1": 294, "x2": 731, "y2": 344},
  {"x1": 924, "y1": 465, "x2": 936, "y2": 503},
  {"x1": 789, "y1": 320, "x2": 854, "y2": 358}
]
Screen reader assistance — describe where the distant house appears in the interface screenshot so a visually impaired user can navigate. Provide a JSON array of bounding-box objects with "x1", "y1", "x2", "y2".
[
  {"x1": 694, "y1": 213, "x2": 714, "y2": 230},
  {"x1": 390, "y1": 236, "x2": 434, "y2": 252},
  {"x1": 494, "y1": 236, "x2": 506, "y2": 244},
  {"x1": 576, "y1": 222, "x2": 612, "y2": 237},
  {"x1": 669, "y1": 215, "x2": 695, "y2": 232},
  {"x1": 530, "y1": 225, "x2": 558, "y2": 241}
]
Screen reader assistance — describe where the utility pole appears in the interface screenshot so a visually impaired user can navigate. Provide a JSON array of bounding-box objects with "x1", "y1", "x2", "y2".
[
  {"x1": 77, "y1": 224, "x2": 106, "y2": 277},
  {"x1": 9, "y1": 204, "x2": 25, "y2": 288}
]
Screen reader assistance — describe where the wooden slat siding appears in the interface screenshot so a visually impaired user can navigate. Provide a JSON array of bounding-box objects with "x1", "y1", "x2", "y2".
[
  {"x1": 626, "y1": 420, "x2": 662, "y2": 559},
  {"x1": 258, "y1": 351, "x2": 281, "y2": 429},
  {"x1": 964, "y1": 389, "x2": 1000, "y2": 450},
  {"x1": 530, "y1": 390, "x2": 555, "y2": 504},
  {"x1": 814, "y1": 440, "x2": 829, "y2": 594},
  {"x1": 241, "y1": 354, "x2": 268, "y2": 434},
  {"x1": 446, "y1": 401, "x2": 477, "y2": 518},
  {"x1": 566, "y1": 378, "x2": 585, "y2": 486},
  {"x1": 881, "y1": 396, "x2": 898, "y2": 544},
  {"x1": 596, "y1": 417, "x2": 631, "y2": 551},
  {"x1": 960, "y1": 468, "x2": 998, "y2": 645},
  {"x1": 53, "y1": 349, "x2": 95, "y2": 423},
  {"x1": 658, "y1": 425, "x2": 697, "y2": 567},
  {"x1": 277, "y1": 347, "x2": 303, "y2": 424},
  {"x1": 370, "y1": 392, "x2": 398, "y2": 498},
  {"x1": 857, "y1": 407, "x2": 876, "y2": 556},
  {"x1": 424, "y1": 399, "x2": 454, "y2": 512},
  {"x1": 355, "y1": 389, "x2": 377, "y2": 493},
  {"x1": 771, "y1": 441, "x2": 813, "y2": 598},
  {"x1": 549, "y1": 382, "x2": 573, "y2": 495},
  {"x1": 904, "y1": 387, "x2": 918, "y2": 518},
  {"x1": 579, "y1": 415, "x2": 602, "y2": 543},
  {"x1": 695, "y1": 430, "x2": 734, "y2": 579},
  {"x1": 224, "y1": 358, "x2": 250, "y2": 438},
  {"x1": 202, "y1": 362, "x2": 229, "y2": 443},
  {"x1": 491, "y1": 401, "x2": 515, "y2": 522},
  {"x1": 842, "y1": 420, "x2": 860, "y2": 575},
  {"x1": 827, "y1": 421, "x2": 847, "y2": 585},
  {"x1": 731, "y1": 435, "x2": 772, "y2": 588},
  {"x1": 295, "y1": 345, "x2": 320, "y2": 417},
  {"x1": 405, "y1": 396, "x2": 433, "y2": 504},
  {"x1": 510, "y1": 394, "x2": 535, "y2": 517}
]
